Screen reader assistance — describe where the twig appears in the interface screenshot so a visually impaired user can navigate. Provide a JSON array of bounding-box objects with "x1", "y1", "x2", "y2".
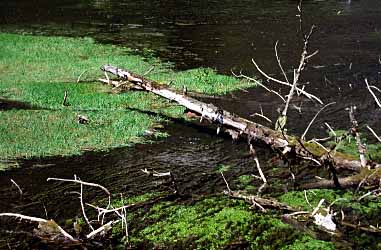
[
  {"x1": 141, "y1": 169, "x2": 171, "y2": 177},
  {"x1": 348, "y1": 106, "x2": 367, "y2": 168},
  {"x1": 366, "y1": 125, "x2": 381, "y2": 142},
  {"x1": 311, "y1": 199, "x2": 325, "y2": 216},
  {"x1": 232, "y1": 71, "x2": 286, "y2": 102},
  {"x1": 10, "y1": 179, "x2": 23, "y2": 196},
  {"x1": 325, "y1": 122, "x2": 336, "y2": 137},
  {"x1": 47, "y1": 177, "x2": 110, "y2": 196},
  {"x1": 365, "y1": 78, "x2": 381, "y2": 108},
  {"x1": 221, "y1": 172, "x2": 232, "y2": 193},
  {"x1": 143, "y1": 66, "x2": 155, "y2": 76},
  {"x1": 79, "y1": 181, "x2": 94, "y2": 231},
  {"x1": 250, "y1": 144, "x2": 267, "y2": 183},
  {"x1": 250, "y1": 113, "x2": 273, "y2": 123},
  {"x1": 62, "y1": 90, "x2": 68, "y2": 106},
  {"x1": 301, "y1": 102, "x2": 336, "y2": 140},
  {"x1": 104, "y1": 72, "x2": 110, "y2": 83},
  {"x1": 250, "y1": 58, "x2": 322, "y2": 104},
  {"x1": 308, "y1": 139, "x2": 330, "y2": 153},
  {"x1": 274, "y1": 40, "x2": 290, "y2": 84},
  {"x1": 0, "y1": 213, "x2": 75, "y2": 241},
  {"x1": 304, "y1": 190, "x2": 312, "y2": 207},
  {"x1": 86, "y1": 220, "x2": 117, "y2": 239},
  {"x1": 355, "y1": 169, "x2": 379, "y2": 193},
  {"x1": 77, "y1": 70, "x2": 88, "y2": 83}
]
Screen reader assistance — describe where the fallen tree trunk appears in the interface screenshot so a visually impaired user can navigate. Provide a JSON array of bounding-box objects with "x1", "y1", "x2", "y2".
[{"x1": 100, "y1": 65, "x2": 379, "y2": 175}]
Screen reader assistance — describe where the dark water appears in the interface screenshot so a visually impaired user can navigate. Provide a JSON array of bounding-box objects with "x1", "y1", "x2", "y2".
[{"x1": 1, "y1": 0, "x2": 381, "y2": 248}]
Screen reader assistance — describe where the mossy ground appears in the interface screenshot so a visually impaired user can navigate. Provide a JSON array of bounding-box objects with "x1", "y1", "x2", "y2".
[
  {"x1": 109, "y1": 195, "x2": 334, "y2": 250},
  {"x1": 0, "y1": 33, "x2": 255, "y2": 165}
]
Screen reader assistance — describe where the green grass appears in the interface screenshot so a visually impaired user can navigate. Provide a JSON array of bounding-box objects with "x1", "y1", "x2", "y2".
[{"x1": 0, "y1": 33, "x2": 255, "y2": 164}]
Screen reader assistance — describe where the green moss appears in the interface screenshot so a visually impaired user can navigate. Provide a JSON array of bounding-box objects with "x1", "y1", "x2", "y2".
[
  {"x1": 327, "y1": 130, "x2": 381, "y2": 162},
  {"x1": 216, "y1": 164, "x2": 231, "y2": 173},
  {"x1": 278, "y1": 189, "x2": 341, "y2": 211},
  {"x1": 237, "y1": 175, "x2": 256, "y2": 191},
  {"x1": 281, "y1": 235, "x2": 335, "y2": 250},
  {"x1": 0, "y1": 33, "x2": 255, "y2": 162},
  {"x1": 119, "y1": 196, "x2": 333, "y2": 249},
  {"x1": 278, "y1": 189, "x2": 381, "y2": 225}
]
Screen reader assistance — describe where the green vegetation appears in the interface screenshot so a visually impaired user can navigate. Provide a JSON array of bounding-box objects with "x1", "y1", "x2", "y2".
[
  {"x1": 110, "y1": 196, "x2": 334, "y2": 249},
  {"x1": 328, "y1": 130, "x2": 381, "y2": 162},
  {"x1": 0, "y1": 33, "x2": 255, "y2": 163},
  {"x1": 279, "y1": 188, "x2": 381, "y2": 226}
]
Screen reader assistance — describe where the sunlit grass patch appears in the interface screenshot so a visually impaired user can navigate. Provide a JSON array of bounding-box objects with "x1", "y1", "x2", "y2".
[{"x1": 0, "y1": 32, "x2": 255, "y2": 162}]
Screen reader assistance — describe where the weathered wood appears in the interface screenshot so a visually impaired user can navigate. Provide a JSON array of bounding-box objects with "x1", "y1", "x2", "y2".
[{"x1": 100, "y1": 65, "x2": 380, "y2": 174}]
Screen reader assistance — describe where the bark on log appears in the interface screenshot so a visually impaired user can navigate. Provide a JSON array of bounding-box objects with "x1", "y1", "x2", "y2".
[{"x1": 100, "y1": 65, "x2": 380, "y2": 173}]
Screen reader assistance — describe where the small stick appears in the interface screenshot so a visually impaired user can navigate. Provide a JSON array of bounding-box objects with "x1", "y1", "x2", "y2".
[
  {"x1": 365, "y1": 78, "x2": 381, "y2": 108},
  {"x1": 301, "y1": 102, "x2": 336, "y2": 140},
  {"x1": 79, "y1": 181, "x2": 94, "y2": 231},
  {"x1": 348, "y1": 106, "x2": 367, "y2": 168},
  {"x1": 10, "y1": 179, "x2": 23, "y2": 196},
  {"x1": 325, "y1": 122, "x2": 336, "y2": 137},
  {"x1": 308, "y1": 139, "x2": 330, "y2": 153},
  {"x1": 250, "y1": 113, "x2": 273, "y2": 123},
  {"x1": 62, "y1": 90, "x2": 68, "y2": 106},
  {"x1": 47, "y1": 177, "x2": 110, "y2": 196},
  {"x1": 86, "y1": 220, "x2": 117, "y2": 239},
  {"x1": 250, "y1": 58, "x2": 323, "y2": 104},
  {"x1": 366, "y1": 125, "x2": 381, "y2": 142},
  {"x1": 304, "y1": 190, "x2": 312, "y2": 207},
  {"x1": 250, "y1": 144, "x2": 267, "y2": 183},
  {"x1": 274, "y1": 40, "x2": 290, "y2": 84},
  {"x1": 232, "y1": 71, "x2": 286, "y2": 102},
  {"x1": 355, "y1": 169, "x2": 379, "y2": 193},
  {"x1": 311, "y1": 199, "x2": 325, "y2": 216},
  {"x1": 76, "y1": 70, "x2": 88, "y2": 83},
  {"x1": 143, "y1": 66, "x2": 155, "y2": 76},
  {"x1": 221, "y1": 172, "x2": 232, "y2": 193},
  {"x1": 0, "y1": 213, "x2": 75, "y2": 241},
  {"x1": 104, "y1": 72, "x2": 110, "y2": 84}
]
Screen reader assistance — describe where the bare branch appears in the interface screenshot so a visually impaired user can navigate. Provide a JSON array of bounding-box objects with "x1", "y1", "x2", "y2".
[
  {"x1": 348, "y1": 106, "x2": 367, "y2": 168},
  {"x1": 250, "y1": 144, "x2": 267, "y2": 183},
  {"x1": 47, "y1": 177, "x2": 110, "y2": 196},
  {"x1": 76, "y1": 70, "x2": 88, "y2": 83},
  {"x1": 232, "y1": 71, "x2": 286, "y2": 102},
  {"x1": 250, "y1": 58, "x2": 323, "y2": 104},
  {"x1": 301, "y1": 102, "x2": 336, "y2": 140},
  {"x1": 274, "y1": 40, "x2": 290, "y2": 84},
  {"x1": 86, "y1": 220, "x2": 117, "y2": 239},
  {"x1": 79, "y1": 181, "x2": 94, "y2": 231},
  {"x1": 0, "y1": 213, "x2": 75, "y2": 241},
  {"x1": 325, "y1": 122, "x2": 336, "y2": 137},
  {"x1": 365, "y1": 78, "x2": 381, "y2": 108},
  {"x1": 250, "y1": 113, "x2": 273, "y2": 123},
  {"x1": 366, "y1": 125, "x2": 381, "y2": 142},
  {"x1": 10, "y1": 179, "x2": 23, "y2": 196}
]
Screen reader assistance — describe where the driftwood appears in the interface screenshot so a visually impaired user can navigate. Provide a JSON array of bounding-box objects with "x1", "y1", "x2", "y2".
[{"x1": 100, "y1": 65, "x2": 380, "y2": 172}]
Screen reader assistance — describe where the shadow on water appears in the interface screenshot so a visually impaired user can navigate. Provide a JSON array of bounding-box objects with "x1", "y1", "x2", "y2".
[{"x1": 1, "y1": 0, "x2": 381, "y2": 247}]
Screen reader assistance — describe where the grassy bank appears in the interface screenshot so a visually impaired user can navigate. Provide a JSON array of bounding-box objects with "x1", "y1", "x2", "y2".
[{"x1": 0, "y1": 33, "x2": 254, "y2": 164}]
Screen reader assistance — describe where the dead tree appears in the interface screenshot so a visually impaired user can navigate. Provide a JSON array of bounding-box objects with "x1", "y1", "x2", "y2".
[{"x1": 99, "y1": 65, "x2": 380, "y2": 178}]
